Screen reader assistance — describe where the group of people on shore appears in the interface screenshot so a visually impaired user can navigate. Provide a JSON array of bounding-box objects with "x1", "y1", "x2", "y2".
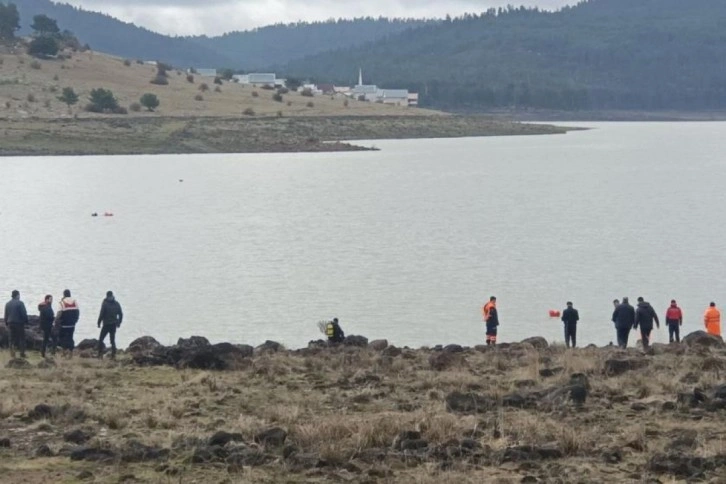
[
  {"x1": 3, "y1": 290, "x2": 124, "y2": 359},
  {"x1": 482, "y1": 296, "x2": 722, "y2": 349}
]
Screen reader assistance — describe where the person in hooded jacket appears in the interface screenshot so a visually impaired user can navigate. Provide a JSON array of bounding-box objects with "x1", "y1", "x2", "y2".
[
  {"x1": 326, "y1": 318, "x2": 345, "y2": 344},
  {"x1": 665, "y1": 300, "x2": 683, "y2": 343},
  {"x1": 634, "y1": 297, "x2": 660, "y2": 348},
  {"x1": 55, "y1": 289, "x2": 80, "y2": 357},
  {"x1": 612, "y1": 297, "x2": 635, "y2": 348},
  {"x1": 4, "y1": 290, "x2": 28, "y2": 358},
  {"x1": 38, "y1": 294, "x2": 56, "y2": 358},
  {"x1": 97, "y1": 291, "x2": 123, "y2": 358}
]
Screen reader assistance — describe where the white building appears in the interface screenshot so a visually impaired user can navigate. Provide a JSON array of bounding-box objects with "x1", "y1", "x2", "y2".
[
  {"x1": 233, "y1": 73, "x2": 286, "y2": 88},
  {"x1": 193, "y1": 68, "x2": 218, "y2": 77},
  {"x1": 348, "y1": 68, "x2": 417, "y2": 106}
]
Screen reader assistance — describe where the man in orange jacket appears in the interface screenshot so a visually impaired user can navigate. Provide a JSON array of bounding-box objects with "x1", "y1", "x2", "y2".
[
  {"x1": 704, "y1": 302, "x2": 721, "y2": 337},
  {"x1": 482, "y1": 296, "x2": 498, "y2": 345}
]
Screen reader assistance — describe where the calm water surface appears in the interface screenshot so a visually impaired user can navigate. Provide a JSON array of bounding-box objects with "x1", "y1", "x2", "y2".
[{"x1": 1, "y1": 122, "x2": 725, "y2": 348}]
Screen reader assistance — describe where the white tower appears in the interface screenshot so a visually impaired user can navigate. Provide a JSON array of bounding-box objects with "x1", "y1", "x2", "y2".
[{"x1": 358, "y1": 68, "x2": 363, "y2": 86}]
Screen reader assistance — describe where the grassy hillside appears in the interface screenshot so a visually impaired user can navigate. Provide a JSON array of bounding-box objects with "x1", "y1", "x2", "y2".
[
  {"x1": 0, "y1": 47, "x2": 432, "y2": 119},
  {"x1": 283, "y1": 0, "x2": 726, "y2": 112}
]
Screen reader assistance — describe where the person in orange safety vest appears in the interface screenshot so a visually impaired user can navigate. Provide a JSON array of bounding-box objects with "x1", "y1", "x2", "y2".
[
  {"x1": 704, "y1": 302, "x2": 721, "y2": 337},
  {"x1": 482, "y1": 296, "x2": 498, "y2": 345}
]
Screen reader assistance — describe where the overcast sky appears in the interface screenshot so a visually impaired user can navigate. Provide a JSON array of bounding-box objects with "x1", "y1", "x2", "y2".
[{"x1": 61, "y1": 0, "x2": 578, "y2": 36}]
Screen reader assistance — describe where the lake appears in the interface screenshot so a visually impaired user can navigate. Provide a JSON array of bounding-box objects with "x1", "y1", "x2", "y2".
[{"x1": 1, "y1": 122, "x2": 725, "y2": 349}]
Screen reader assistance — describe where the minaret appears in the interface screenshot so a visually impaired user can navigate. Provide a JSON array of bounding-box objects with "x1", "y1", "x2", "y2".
[{"x1": 358, "y1": 68, "x2": 363, "y2": 86}]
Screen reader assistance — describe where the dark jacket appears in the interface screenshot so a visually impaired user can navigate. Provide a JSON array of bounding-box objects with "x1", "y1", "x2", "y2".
[
  {"x1": 98, "y1": 297, "x2": 123, "y2": 327},
  {"x1": 4, "y1": 298, "x2": 28, "y2": 325},
  {"x1": 328, "y1": 322, "x2": 345, "y2": 343},
  {"x1": 38, "y1": 302, "x2": 55, "y2": 330},
  {"x1": 635, "y1": 302, "x2": 660, "y2": 329},
  {"x1": 56, "y1": 296, "x2": 80, "y2": 328},
  {"x1": 486, "y1": 307, "x2": 500, "y2": 327},
  {"x1": 612, "y1": 302, "x2": 636, "y2": 329},
  {"x1": 561, "y1": 307, "x2": 579, "y2": 325}
]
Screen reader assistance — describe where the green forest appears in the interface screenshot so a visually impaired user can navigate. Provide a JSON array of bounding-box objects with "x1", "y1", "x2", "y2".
[{"x1": 283, "y1": 0, "x2": 726, "y2": 111}]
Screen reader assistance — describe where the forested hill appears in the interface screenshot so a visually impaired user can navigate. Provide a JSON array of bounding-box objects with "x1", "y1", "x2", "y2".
[
  {"x1": 283, "y1": 0, "x2": 726, "y2": 112},
  {"x1": 189, "y1": 18, "x2": 433, "y2": 70},
  {"x1": 15, "y1": 0, "x2": 233, "y2": 68}
]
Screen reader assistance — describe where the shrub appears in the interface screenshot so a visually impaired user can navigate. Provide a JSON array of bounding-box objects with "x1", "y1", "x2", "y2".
[
  {"x1": 242, "y1": 107, "x2": 255, "y2": 116},
  {"x1": 277, "y1": 110, "x2": 283, "y2": 117},
  {"x1": 113, "y1": 106, "x2": 128, "y2": 115},
  {"x1": 86, "y1": 88, "x2": 119, "y2": 113},
  {"x1": 198, "y1": 83, "x2": 209, "y2": 92},
  {"x1": 300, "y1": 88, "x2": 314, "y2": 97},
  {"x1": 251, "y1": 91, "x2": 259, "y2": 97},
  {"x1": 260, "y1": 84, "x2": 274, "y2": 90},
  {"x1": 52, "y1": 74, "x2": 59, "y2": 81},
  {"x1": 218, "y1": 68, "x2": 234, "y2": 80},
  {"x1": 306, "y1": 101, "x2": 314, "y2": 108},
  {"x1": 286, "y1": 101, "x2": 292, "y2": 106},
  {"x1": 188, "y1": 67, "x2": 197, "y2": 74},
  {"x1": 194, "y1": 94, "x2": 203, "y2": 101},
  {"x1": 44, "y1": 99, "x2": 51, "y2": 108},
  {"x1": 272, "y1": 93, "x2": 283, "y2": 102},
  {"x1": 186, "y1": 74, "x2": 194, "y2": 83},
  {"x1": 343, "y1": 99, "x2": 349, "y2": 107},
  {"x1": 27, "y1": 93, "x2": 36, "y2": 103},
  {"x1": 156, "y1": 62, "x2": 172, "y2": 76},
  {"x1": 28, "y1": 36, "x2": 59, "y2": 58},
  {"x1": 214, "y1": 86, "x2": 221, "y2": 93},
  {"x1": 136, "y1": 59, "x2": 143, "y2": 65},
  {"x1": 30, "y1": 60, "x2": 41, "y2": 69},
  {"x1": 58, "y1": 87, "x2": 79, "y2": 107},
  {"x1": 140, "y1": 93, "x2": 160, "y2": 111},
  {"x1": 123, "y1": 59, "x2": 131, "y2": 67},
  {"x1": 129, "y1": 102, "x2": 141, "y2": 112},
  {"x1": 277, "y1": 87, "x2": 289, "y2": 95},
  {"x1": 48, "y1": 85, "x2": 58, "y2": 92},
  {"x1": 5, "y1": 101, "x2": 10, "y2": 109},
  {"x1": 213, "y1": 76, "x2": 223, "y2": 85},
  {"x1": 358, "y1": 95, "x2": 366, "y2": 102},
  {"x1": 150, "y1": 75, "x2": 168, "y2": 85}
]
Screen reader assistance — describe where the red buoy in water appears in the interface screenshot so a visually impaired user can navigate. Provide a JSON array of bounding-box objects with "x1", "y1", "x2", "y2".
[
  {"x1": 104, "y1": 212, "x2": 114, "y2": 217},
  {"x1": 549, "y1": 310, "x2": 560, "y2": 318}
]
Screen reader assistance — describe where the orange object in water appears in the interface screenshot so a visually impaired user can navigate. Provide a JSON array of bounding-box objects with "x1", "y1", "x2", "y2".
[
  {"x1": 549, "y1": 310, "x2": 560, "y2": 318},
  {"x1": 104, "y1": 212, "x2": 114, "y2": 217}
]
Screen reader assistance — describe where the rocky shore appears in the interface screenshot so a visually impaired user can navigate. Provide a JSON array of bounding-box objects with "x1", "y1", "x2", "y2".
[{"x1": 1, "y1": 320, "x2": 726, "y2": 483}]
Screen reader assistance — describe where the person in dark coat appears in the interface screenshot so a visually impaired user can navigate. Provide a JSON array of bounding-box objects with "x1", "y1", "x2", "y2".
[
  {"x1": 97, "y1": 291, "x2": 123, "y2": 358},
  {"x1": 326, "y1": 317, "x2": 345, "y2": 344},
  {"x1": 4, "y1": 290, "x2": 28, "y2": 358},
  {"x1": 612, "y1": 297, "x2": 636, "y2": 348},
  {"x1": 561, "y1": 301, "x2": 580, "y2": 348},
  {"x1": 635, "y1": 297, "x2": 660, "y2": 349},
  {"x1": 38, "y1": 294, "x2": 56, "y2": 358}
]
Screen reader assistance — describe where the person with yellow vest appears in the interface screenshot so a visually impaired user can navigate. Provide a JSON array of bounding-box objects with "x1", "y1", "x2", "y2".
[
  {"x1": 482, "y1": 296, "x2": 499, "y2": 345},
  {"x1": 704, "y1": 302, "x2": 721, "y2": 337}
]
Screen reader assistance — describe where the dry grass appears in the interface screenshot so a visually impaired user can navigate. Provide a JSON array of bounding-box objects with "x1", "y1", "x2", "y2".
[
  {"x1": 0, "y1": 48, "x2": 438, "y2": 119},
  {"x1": 0, "y1": 342, "x2": 723, "y2": 482}
]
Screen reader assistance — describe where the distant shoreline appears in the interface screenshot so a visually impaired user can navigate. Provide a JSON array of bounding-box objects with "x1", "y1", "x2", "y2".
[{"x1": 0, "y1": 115, "x2": 572, "y2": 156}]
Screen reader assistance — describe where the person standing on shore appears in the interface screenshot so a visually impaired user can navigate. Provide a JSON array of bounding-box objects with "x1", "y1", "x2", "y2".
[
  {"x1": 665, "y1": 300, "x2": 683, "y2": 343},
  {"x1": 38, "y1": 295, "x2": 56, "y2": 358},
  {"x1": 561, "y1": 301, "x2": 579, "y2": 348},
  {"x1": 635, "y1": 297, "x2": 660, "y2": 349},
  {"x1": 56, "y1": 289, "x2": 80, "y2": 357},
  {"x1": 97, "y1": 291, "x2": 123, "y2": 359},
  {"x1": 612, "y1": 297, "x2": 635, "y2": 348},
  {"x1": 704, "y1": 302, "x2": 721, "y2": 337},
  {"x1": 4, "y1": 290, "x2": 28, "y2": 358},
  {"x1": 483, "y1": 297, "x2": 499, "y2": 346},
  {"x1": 326, "y1": 318, "x2": 345, "y2": 344}
]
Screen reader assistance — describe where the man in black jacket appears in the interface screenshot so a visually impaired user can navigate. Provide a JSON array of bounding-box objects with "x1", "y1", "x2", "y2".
[
  {"x1": 38, "y1": 295, "x2": 56, "y2": 358},
  {"x1": 612, "y1": 297, "x2": 636, "y2": 348},
  {"x1": 4, "y1": 290, "x2": 28, "y2": 358},
  {"x1": 561, "y1": 301, "x2": 580, "y2": 348},
  {"x1": 97, "y1": 291, "x2": 123, "y2": 358},
  {"x1": 635, "y1": 296, "x2": 660, "y2": 349}
]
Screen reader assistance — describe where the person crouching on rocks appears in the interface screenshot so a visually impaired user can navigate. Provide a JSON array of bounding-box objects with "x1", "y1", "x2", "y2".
[
  {"x1": 97, "y1": 291, "x2": 123, "y2": 359},
  {"x1": 38, "y1": 295, "x2": 56, "y2": 358},
  {"x1": 326, "y1": 318, "x2": 345, "y2": 344},
  {"x1": 55, "y1": 289, "x2": 80, "y2": 358}
]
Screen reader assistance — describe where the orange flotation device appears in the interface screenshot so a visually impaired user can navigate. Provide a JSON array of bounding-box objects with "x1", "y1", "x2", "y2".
[{"x1": 549, "y1": 310, "x2": 560, "y2": 318}]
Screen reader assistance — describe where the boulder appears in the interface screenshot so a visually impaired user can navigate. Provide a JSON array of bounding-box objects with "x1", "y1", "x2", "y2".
[
  {"x1": 256, "y1": 340, "x2": 283, "y2": 353},
  {"x1": 393, "y1": 431, "x2": 422, "y2": 450},
  {"x1": 37, "y1": 359, "x2": 57, "y2": 369},
  {"x1": 120, "y1": 440, "x2": 169, "y2": 463},
  {"x1": 177, "y1": 348, "x2": 228, "y2": 371},
  {"x1": 369, "y1": 339, "x2": 389, "y2": 351},
  {"x1": 77, "y1": 339, "x2": 102, "y2": 351},
  {"x1": 344, "y1": 335, "x2": 369, "y2": 347},
  {"x1": 400, "y1": 439, "x2": 428, "y2": 451},
  {"x1": 35, "y1": 444, "x2": 54, "y2": 457},
  {"x1": 208, "y1": 431, "x2": 244, "y2": 447},
  {"x1": 539, "y1": 367, "x2": 564, "y2": 378},
  {"x1": 648, "y1": 453, "x2": 726, "y2": 478},
  {"x1": 6, "y1": 358, "x2": 32, "y2": 369},
  {"x1": 443, "y1": 344, "x2": 464, "y2": 353},
  {"x1": 445, "y1": 391, "x2": 496, "y2": 413},
  {"x1": 520, "y1": 337, "x2": 549, "y2": 349},
  {"x1": 0, "y1": 325, "x2": 8, "y2": 347},
  {"x1": 70, "y1": 446, "x2": 117, "y2": 462},
  {"x1": 254, "y1": 427, "x2": 287, "y2": 447},
  {"x1": 28, "y1": 404, "x2": 54, "y2": 420},
  {"x1": 604, "y1": 358, "x2": 649, "y2": 376},
  {"x1": 429, "y1": 351, "x2": 462, "y2": 371},
  {"x1": 501, "y1": 393, "x2": 527, "y2": 408},
  {"x1": 177, "y1": 336, "x2": 211, "y2": 348},
  {"x1": 382, "y1": 345, "x2": 402, "y2": 357},
  {"x1": 0, "y1": 438, "x2": 10, "y2": 448},
  {"x1": 63, "y1": 429, "x2": 91, "y2": 445},
  {"x1": 127, "y1": 336, "x2": 163, "y2": 354},
  {"x1": 501, "y1": 445, "x2": 563, "y2": 462},
  {"x1": 683, "y1": 331, "x2": 725, "y2": 349},
  {"x1": 23, "y1": 329, "x2": 44, "y2": 351}
]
